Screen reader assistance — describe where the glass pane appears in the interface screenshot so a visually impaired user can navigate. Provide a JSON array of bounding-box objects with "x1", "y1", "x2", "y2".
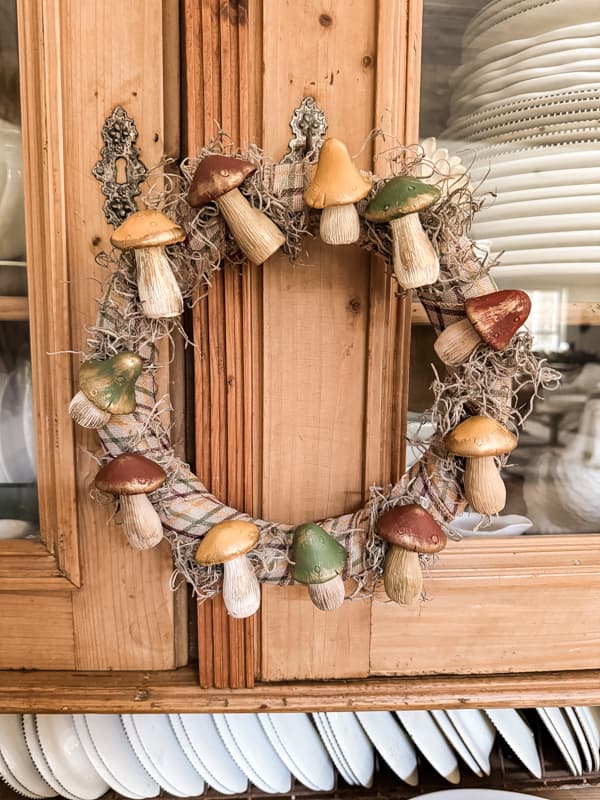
[
  {"x1": 0, "y1": 0, "x2": 38, "y2": 540},
  {"x1": 416, "y1": 0, "x2": 600, "y2": 535}
]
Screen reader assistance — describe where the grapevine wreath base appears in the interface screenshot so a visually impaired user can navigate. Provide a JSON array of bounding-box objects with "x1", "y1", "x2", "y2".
[{"x1": 83, "y1": 133, "x2": 559, "y2": 604}]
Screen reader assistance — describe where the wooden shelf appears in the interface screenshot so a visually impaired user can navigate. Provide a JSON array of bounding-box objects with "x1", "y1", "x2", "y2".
[{"x1": 0, "y1": 296, "x2": 29, "y2": 321}]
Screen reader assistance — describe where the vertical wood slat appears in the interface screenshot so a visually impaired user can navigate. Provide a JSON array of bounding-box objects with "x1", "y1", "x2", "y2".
[{"x1": 184, "y1": 0, "x2": 261, "y2": 688}]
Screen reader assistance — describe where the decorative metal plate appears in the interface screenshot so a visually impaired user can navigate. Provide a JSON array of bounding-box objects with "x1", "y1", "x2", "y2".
[
  {"x1": 92, "y1": 106, "x2": 148, "y2": 228},
  {"x1": 282, "y1": 96, "x2": 328, "y2": 163}
]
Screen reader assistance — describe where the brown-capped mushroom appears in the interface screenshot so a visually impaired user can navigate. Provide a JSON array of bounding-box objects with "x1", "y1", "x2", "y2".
[
  {"x1": 194, "y1": 520, "x2": 260, "y2": 618},
  {"x1": 445, "y1": 416, "x2": 517, "y2": 514},
  {"x1": 434, "y1": 290, "x2": 532, "y2": 366},
  {"x1": 187, "y1": 155, "x2": 285, "y2": 265},
  {"x1": 94, "y1": 453, "x2": 166, "y2": 549},
  {"x1": 111, "y1": 210, "x2": 185, "y2": 319},
  {"x1": 377, "y1": 504, "x2": 447, "y2": 604},
  {"x1": 303, "y1": 138, "x2": 372, "y2": 245}
]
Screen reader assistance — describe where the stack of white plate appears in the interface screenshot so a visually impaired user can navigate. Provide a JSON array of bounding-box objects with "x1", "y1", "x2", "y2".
[{"x1": 438, "y1": 3, "x2": 600, "y2": 283}]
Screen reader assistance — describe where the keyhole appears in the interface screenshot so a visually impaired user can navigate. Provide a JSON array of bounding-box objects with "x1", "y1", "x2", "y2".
[{"x1": 115, "y1": 157, "x2": 128, "y2": 184}]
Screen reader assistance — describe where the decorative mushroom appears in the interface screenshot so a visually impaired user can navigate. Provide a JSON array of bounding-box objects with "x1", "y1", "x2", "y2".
[
  {"x1": 94, "y1": 453, "x2": 167, "y2": 550},
  {"x1": 434, "y1": 289, "x2": 531, "y2": 366},
  {"x1": 364, "y1": 176, "x2": 441, "y2": 289},
  {"x1": 445, "y1": 416, "x2": 517, "y2": 515},
  {"x1": 194, "y1": 520, "x2": 260, "y2": 618},
  {"x1": 303, "y1": 138, "x2": 372, "y2": 245},
  {"x1": 69, "y1": 352, "x2": 143, "y2": 429},
  {"x1": 289, "y1": 523, "x2": 346, "y2": 611},
  {"x1": 377, "y1": 504, "x2": 447, "y2": 605},
  {"x1": 111, "y1": 209, "x2": 186, "y2": 319},
  {"x1": 186, "y1": 155, "x2": 285, "y2": 265}
]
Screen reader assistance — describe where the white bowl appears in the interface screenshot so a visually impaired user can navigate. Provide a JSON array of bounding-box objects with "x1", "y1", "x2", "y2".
[{"x1": 451, "y1": 512, "x2": 533, "y2": 537}]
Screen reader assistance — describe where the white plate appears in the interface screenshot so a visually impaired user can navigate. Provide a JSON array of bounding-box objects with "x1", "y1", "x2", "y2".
[
  {"x1": 79, "y1": 715, "x2": 159, "y2": 799},
  {"x1": 564, "y1": 707, "x2": 594, "y2": 772},
  {"x1": 451, "y1": 513, "x2": 533, "y2": 538},
  {"x1": 466, "y1": 140, "x2": 600, "y2": 174},
  {"x1": 485, "y1": 231, "x2": 600, "y2": 253},
  {"x1": 537, "y1": 707, "x2": 582, "y2": 776},
  {"x1": 312, "y1": 712, "x2": 355, "y2": 784},
  {"x1": 173, "y1": 713, "x2": 247, "y2": 794},
  {"x1": 0, "y1": 715, "x2": 55, "y2": 797},
  {"x1": 396, "y1": 711, "x2": 460, "y2": 784},
  {"x1": 357, "y1": 711, "x2": 419, "y2": 785},
  {"x1": 484, "y1": 709, "x2": 542, "y2": 778},
  {"x1": 325, "y1": 712, "x2": 374, "y2": 788},
  {"x1": 481, "y1": 183, "x2": 600, "y2": 209},
  {"x1": 449, "y1": 105, "x2": 600, "y2": 142},
  {"x1": 34, "y1": 715, "x2": 107, "y2": 800},
  {"x1": 260, "y1": 713, "x2": 334, "y2": 791},
  {"x1": 214, "y1": 714, "x2": 291, "y2": 793},
  {"x1": 473, "y1": 213, "x2": 600, "y2": 241},
  {"x1": 446, "y1": 710, "x2": 495, "y2": 776},
  {"x1": 22, "y1": 715, "x2": 74, "y2": 800},
  {"x1": 476, "y1": 194, "x2": 600, "y2": 222},
  {"x1": 574, "y1": 707, "x2": 600, "y2": 771},
  {"x1": 317, "y1": 713, "x2": 360, "y2": 785},
  {"x1": 430, "y1": 711, "x2": 483, "y2": 777},
  {"x1": 0, "y1": 748, "x2": 44, "y2": 799},
  {"x1": 126, "y1": 714, "x2": 204, "y2": 797},
  {"x1": 415, "y1": 791, "x2": 550, "y2": 800}
]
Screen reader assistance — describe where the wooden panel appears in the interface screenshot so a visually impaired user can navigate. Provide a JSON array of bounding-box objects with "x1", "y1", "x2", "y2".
[
  {"x1": 0, "y1": 594, "x2": 75, "y2": 669},
  {"x1": 370, "y1": 535, "x2": 600, "y2": 676},
  {"x1": 0, "y1": 296, "x2": 29, "y2": 320}
]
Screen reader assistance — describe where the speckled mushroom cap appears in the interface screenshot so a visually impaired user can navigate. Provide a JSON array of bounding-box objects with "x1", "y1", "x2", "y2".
[
  {"x1": 376, "y1": 504, "x2": 446, "y2": 554},
  {"x1": 110, "y1": 209, "x2": 185, "y2": 250},
  {"x1": 364, "y1": 176, "x2": 441, "y2": 223},
  {"x1": 194, "y1": 520, "x2": 260, "y2": 565},
  {"x1": 186, "y1": 155, "x2": 257, "y2": 207},
  {"x1": 289, "y1": 523, "x2": 346, "y2": 585},
  {"x1": 445, "y1": 416, "x2": 517, "y2": 458},
  {"x1": 79, "y1": 352, "x2": 142, "y2": 415},
  {"x1": 466, "y1": 290, "x2": 531, "y2": 351},
  {"x1": 94, "y1": 453, "x2": 166, "y2": 495},
  {"x1": 303, "y1": 138, "x2": 372, "y2": 209}
]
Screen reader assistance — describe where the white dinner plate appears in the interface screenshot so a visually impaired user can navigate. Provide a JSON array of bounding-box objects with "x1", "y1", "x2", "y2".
[
  {"x1": 325, "y1": 712, "x2": 374, "y2": 788},
  {"x1": 22, "y1": 715, "x2": 75, "y2": 800},
  {"x1": 446, "y1": 710, "x2": 495, "y2": 776},
  {"x1": 466, "y1": 140, "x2": 600, "y2": 173},
  {"x1": 357, "y1": 711, "x2": 419, "y2": 785},
  {"x1": 449, "y1": 106, "x2": 600, "y2": 142},
  {"x1": 484, "y1": 709, "x2": 542, "y2": 778},
  {"x1": 0, "y1": 748, "x2": 44, "y2": 799},
  {"x1": 79, "y1": 715, "x2": 159, "y2": 799},
  {"x1": 416, "y1": 791, "x2": 551, "y2": 800},
  {"x1": 34, "y1": 715, "x2": 108, "y2": 800},
  {"x1": 170, "y1": 714, "x2": 247, "y2": 794},
  {"x1": 0, "y1": 715, "x2": 56, "y2": 797},
  {"x1": 312, "y1": 712, "x2": 356, "y2": 784},
  {"x1": 564, "y1": 707, "x2": 594, "y2": 772},
  {"x1": 574, "y1": 707, "x2": 600, "y2": 771},
  {"x1": 481, "y1": 183, "x2": 600, "y2": 208},
  {"x1": 473, "y1": 213, "x2": 600, "y2": 241},
  {"x1": 260, "y1": 713, "x2": 334, "y2": 791},
  {"x1": 214, "y1": 713, "x2": 291, "y2": 794},
  {"x1": 485, "y1": 231, "x2": 600, "y2": 254},
  {"x1": 476, "y1": 194, "x2": 600, "y2": 221},
  {"x1": 430, "y1": 710, "x2": 483, "y2": 777},
  {"x1": 396, "y1": 711, "x2": 460, "y2": 784},
  {"x1": 537, "y1": 707, "x2": 582, "y2": 776}
]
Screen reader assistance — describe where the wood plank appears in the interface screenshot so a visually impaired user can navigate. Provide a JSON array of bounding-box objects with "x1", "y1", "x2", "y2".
[
  {"x1": 0, "y1": 296, "x2": 29, "y2": 320},
  {"x1": 0, "y1": 594, "x2": 75, "y2": 669}
]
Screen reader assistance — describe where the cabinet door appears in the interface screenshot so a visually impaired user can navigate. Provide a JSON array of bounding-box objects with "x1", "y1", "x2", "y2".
[{"x1": 0, "y1": 0, "x2": 184, "y2": 670}]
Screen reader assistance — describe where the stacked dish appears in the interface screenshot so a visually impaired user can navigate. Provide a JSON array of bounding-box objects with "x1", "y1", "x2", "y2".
[{"x1": 438, "y1": 5, "x2": 600, "y2": 285}]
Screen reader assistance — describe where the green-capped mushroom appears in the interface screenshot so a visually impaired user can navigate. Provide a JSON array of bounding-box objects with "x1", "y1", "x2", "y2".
[
  {"x1": 69, "y1": 352, "x2": 143, "y2": 429},
  {"x1": 364, "y1": 176, "x2": 440, "y2": 289},
  {"x1": 289, "y1": 523, "x2": 346, "y2": 611}
]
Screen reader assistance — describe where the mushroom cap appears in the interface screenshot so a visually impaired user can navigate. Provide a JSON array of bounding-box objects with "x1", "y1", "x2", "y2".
[
  {"x1": 186, "y1": 155, "x2": 257, "y2": 207},
  {"x1": 289, "y1": 523, "x2": 346, "y2": 585},
  {"x1": 79, "y1": 352, "x2": 143, "y2": 415},
  {"x1": 445, "y1": 416, "x2": 518, "y2": 457},
  {"x1": 364, "y1": 176, "x2": 441, "y2": 222},
  {"x1": 94, "y1": 452, "x2": 166, "y2": 495},
  {"x1": 466, "y1": 289, "x2": 531, "y2": 351},
  {"x1": 376, "y1": 504, "x2": 447, "y2": 553},
  {"x1": 194, "y1": 520, "x2": 260, "y2": 565},
  {"x1": 303, "y1": 138, "x2": 372, "y2": 209},
  {"x1": 110, "y1": 209, "x2": 185, "y2": 250}
]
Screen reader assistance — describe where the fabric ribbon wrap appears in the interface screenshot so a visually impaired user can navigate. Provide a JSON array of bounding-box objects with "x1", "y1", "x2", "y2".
[{"x1": 87, "y1": 140, "x2": 559, "y2": 601}]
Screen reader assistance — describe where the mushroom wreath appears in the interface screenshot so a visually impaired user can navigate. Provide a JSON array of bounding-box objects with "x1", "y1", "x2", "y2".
[{"x1": 73, "y1": 134, "x2": 559, "y2": 618}]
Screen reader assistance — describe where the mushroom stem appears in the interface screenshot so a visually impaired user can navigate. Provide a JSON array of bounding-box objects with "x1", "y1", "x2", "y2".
[
  {"x1": 464, "y1": 456, "x2": 506, "y2": 515},
  {"x1": 307, "y1": 576, "x2": 345, "y2": 611},
  {"x1": 68, "y1": 390, "x2": 111, "y2": 429},
  {"x1": 120, "y1": 493, "x2": 164, "y2": 550},
  {"x1": 384, "y1": 546, "x2": 424, "y2": 604},
  {"x1": 389, "y1": 213, "x2": 439, "y2": 289},
  {"x1": 222, "y1": 554, "x2": 261, "y2": 618},
  {"x1": 434, "y1": 318, "x2": 482, "y2": 366},
  {"x1": 216, "y1": 188, "x2": 285, "y2": 265},
  {"x1": 134, "y1": 246, "x2": 184, "y2": 319},
  {"x1": 319, "y1": 204, "x2": 361, "y2": 245}
]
